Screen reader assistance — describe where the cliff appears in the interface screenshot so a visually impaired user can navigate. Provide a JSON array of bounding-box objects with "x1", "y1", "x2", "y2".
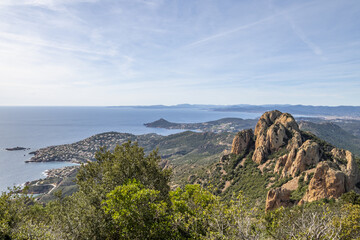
[{"x1": 215, "y1": 110, "x2": 360, "y2": 211}]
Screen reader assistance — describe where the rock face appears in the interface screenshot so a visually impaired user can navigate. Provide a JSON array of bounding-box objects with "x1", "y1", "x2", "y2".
[
  {"x1": 302, "y1": 162, "x2": 347, "y2": 202},
  {"x1": 266, "y1": 177, "x2": 299, "y2": 210},
  {"x1": 288, "y1": 140, "x2": 320, "y2": 177},
  {"x1": 331, "y1": 149, "x2": 360, "y2": 191},
  {"x1": 227, "y1": 110, "x2": 360, "y2": 211},
  {"x1": 252, "y1": 111, "x2": 302, "y2": 164},
  {"x1": 231, "y1": 129, "x2": 254, "y2": 154},
  {"x1": 266, "y1": 188, "x2": 293, "y2": 211}
]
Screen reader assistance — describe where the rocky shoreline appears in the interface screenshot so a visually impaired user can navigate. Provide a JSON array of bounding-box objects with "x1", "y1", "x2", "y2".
[
  {"x1": 42, "y1": 165, "x2": 80, "y2": 179},
  {"x1": 25, "y1": 165, "x2": 80, "y2": 196}
]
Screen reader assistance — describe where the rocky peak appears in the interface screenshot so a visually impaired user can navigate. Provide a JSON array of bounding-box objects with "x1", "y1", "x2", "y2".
[
  {"x1": 252, "y1": 110, "x2": 302, "y2": 164},
  {"x1": 227, "y1": 110, "x2": 360, "y2": 211},
  {"x1": 254, "y1": 110, "x2": 282, "y2": 136}
]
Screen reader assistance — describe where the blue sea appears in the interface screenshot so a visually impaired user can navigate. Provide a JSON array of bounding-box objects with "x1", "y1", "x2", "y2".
[{"x1": 0, "y1": 106, "x2": 260, "y2": 192}]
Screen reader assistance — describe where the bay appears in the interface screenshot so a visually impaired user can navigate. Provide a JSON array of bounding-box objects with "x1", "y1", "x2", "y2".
[{"x1": 0, "y1": 106, "x2": 260, "y2": 192}]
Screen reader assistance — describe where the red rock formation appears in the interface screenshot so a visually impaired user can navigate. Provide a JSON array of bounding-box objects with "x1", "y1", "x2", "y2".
[
  {"x1": 228, "y1": 110, "x2": 360, "y2": 211},
  {"x1": 231, "y1": 129, "x2": 254, "y2": 154}
]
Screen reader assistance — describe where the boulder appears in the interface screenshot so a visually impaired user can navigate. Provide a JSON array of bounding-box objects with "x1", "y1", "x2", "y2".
[
  {"x1": 266, "y1": 187, "x2": 293, "y2": 211},
  {"x1": 266, "y1": 177, "x2": 299, "y2": 211},
  {"x1": 302, "y1": 161, "x2": 346, "y2": 202}
]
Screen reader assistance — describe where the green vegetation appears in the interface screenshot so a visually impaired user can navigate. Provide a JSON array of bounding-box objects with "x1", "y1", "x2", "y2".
[
  {"x1": 28, "y1": 116, "x2": 360, "y2": 201},
  {"x1": 29, "y1": 131, "x2": 235, "y2": 199},
  {"x1": 301, "y1": 130, "x2": 334, "y2": 152},
  {"x1": 299, "y1": 121, "x2": 360, "y2": 156},
  {"x1": 290, "y1": 173, "x2": 309, "y2": 201},
  {"x1": 2, "y1": 142, "x2": 360, "y2": 239},
  {"x1": 267, "y1": 148, "x2": 289, "y2": 160},
  {"x1": 195, "y1": 150, "x2": 276, "y2": 205},
  {"x1": 221, "y1": 158, "x2": 271, "y2": 203},
  {"x1": 103, "y1": 180, "x2": 172, "y2": 239}
]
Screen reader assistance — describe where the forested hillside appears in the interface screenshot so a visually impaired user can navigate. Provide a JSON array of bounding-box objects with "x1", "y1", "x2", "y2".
[{"x1": 2, "y1": 141, "x2": 360, "y2": 239}]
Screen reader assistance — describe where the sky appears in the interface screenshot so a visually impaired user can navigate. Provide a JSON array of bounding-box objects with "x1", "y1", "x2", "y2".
[{"x1": 0, "y1": 0, "x2": 359, "y2": 106}]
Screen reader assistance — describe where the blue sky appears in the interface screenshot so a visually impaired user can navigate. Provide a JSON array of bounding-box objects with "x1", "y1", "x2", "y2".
[{"x1": 0, "y1": 0, "x2": 359, "y2": 106}]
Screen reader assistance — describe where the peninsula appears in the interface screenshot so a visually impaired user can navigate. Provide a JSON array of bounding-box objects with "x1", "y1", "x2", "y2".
[{"x1": 144, "y1": 117, "x2": 258, "y2": 133}]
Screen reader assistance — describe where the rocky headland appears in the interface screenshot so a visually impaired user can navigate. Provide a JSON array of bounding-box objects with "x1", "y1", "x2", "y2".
[{"x1": 144, "y1": 117, "x2": 258, "y2": 133}]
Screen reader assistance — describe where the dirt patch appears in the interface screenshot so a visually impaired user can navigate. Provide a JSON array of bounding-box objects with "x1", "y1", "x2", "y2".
[{"x1": 222, "y1": 181, "x2": 231, "y2": 192}]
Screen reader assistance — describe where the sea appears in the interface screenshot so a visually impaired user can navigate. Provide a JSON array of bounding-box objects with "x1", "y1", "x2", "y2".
[{"x1": 0, "y1": 106, "x2": 261, "y2": 192}]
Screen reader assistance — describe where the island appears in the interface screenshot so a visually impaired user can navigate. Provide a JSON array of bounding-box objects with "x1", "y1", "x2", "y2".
[{"x1": 5, "y1": 146, "x2": 30, "y2": 151}]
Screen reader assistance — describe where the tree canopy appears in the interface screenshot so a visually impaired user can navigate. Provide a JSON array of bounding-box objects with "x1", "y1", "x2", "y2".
[{"x1": 0, "y1": 141, "x2": 360, "y2": 239}]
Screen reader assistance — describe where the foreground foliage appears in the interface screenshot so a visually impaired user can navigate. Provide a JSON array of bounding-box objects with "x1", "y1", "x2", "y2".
[{"x1": 1, "y1": 141, "x2": 360, "y2": 239}]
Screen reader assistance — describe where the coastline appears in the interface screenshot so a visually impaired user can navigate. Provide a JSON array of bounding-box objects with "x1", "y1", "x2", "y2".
[
  {"x1": 0, "y1": 107, "x2": 262, "y2": 192},
  {"x1": 24, "y1": 165, "x2": 80, "y2": 196}
]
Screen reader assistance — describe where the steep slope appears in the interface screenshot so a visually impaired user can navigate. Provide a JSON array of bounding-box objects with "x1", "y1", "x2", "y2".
[
  {"x1": 299, "y1": 121, "x2": 360, "y2": 155},
  {"x1": 194, "y1": 110, "x2": 360, "y2": 211}
]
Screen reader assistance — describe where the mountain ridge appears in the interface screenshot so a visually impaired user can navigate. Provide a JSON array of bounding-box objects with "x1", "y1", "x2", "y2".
[{"x1": 191, "y1": 110, "x2": 360, "y2": 211}]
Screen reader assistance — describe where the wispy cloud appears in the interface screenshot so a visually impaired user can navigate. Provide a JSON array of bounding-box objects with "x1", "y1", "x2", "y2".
[
  {"x1": 0, "y1": 0, "x2": 359, "y2": 106},
  {"x1": 286, "y1": 15, "x2": 324, "y2": 57},
  {"x1": 267, "y1": 0, "x2": 324, "y2": 57},
  {"x1": 184, "y1": 14, "x2": 278, "y2": 48},
  {"x1": 0, "y1": 0, "x2": 99, "y2": 9},
  {"x1": 185, "y1": 1, "x2": 315, "y2": 49},
  {"x1": 0, "y1": 31, "x2": 116, "y2": 56}
]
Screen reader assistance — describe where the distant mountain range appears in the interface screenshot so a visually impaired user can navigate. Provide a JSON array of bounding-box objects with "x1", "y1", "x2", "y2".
[
  {"x1": 212, "y1": 105, "x2": 360, "y2": 117},
  {"x1": 110, "y1": 104, "x2": 360, "y2": 117}
]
